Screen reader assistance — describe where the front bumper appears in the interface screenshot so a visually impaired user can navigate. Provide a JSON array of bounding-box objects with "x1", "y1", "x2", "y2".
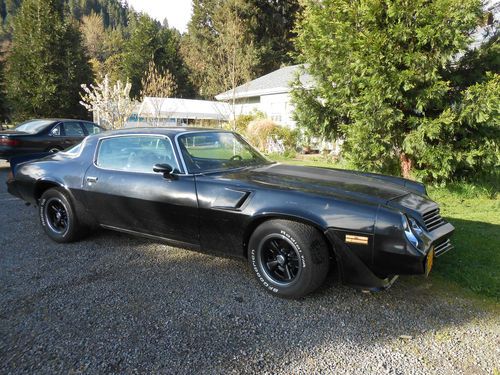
[
  {"x1": 425, "y1": 223, "x2": 455, "y2": 257},
  {"x1": 325, "y1": 222, "x2": 455, "y2": 290}
]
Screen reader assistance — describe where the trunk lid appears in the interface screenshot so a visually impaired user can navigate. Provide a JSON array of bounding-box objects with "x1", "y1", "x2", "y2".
[{"x1": 0, "y1": 130, "x2": 29, "y2": 136}]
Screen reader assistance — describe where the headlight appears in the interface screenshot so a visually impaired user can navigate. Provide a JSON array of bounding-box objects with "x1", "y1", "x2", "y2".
[{"x1": 402, "y1": 215, "x2": 425, "y2": 252}]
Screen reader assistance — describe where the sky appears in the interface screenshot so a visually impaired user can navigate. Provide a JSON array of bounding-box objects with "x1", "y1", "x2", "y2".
[{"x1": 126, "y1": 0, "x2": 193, "y2": 33}]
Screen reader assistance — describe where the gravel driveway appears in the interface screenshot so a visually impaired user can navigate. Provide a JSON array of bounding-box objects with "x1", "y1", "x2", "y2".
[{"x1": 0, "y1": 160, "x2": 498, "y2": 374}]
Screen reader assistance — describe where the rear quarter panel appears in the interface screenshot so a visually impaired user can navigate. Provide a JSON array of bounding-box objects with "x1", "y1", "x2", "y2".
[{"x1": 13, "y1": 138, "x2": 96, "y2": 205}]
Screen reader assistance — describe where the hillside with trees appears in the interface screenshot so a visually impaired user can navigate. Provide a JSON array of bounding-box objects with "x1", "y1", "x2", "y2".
[
  {"x1": 0, "y1": 0, "x2": 301, "y2": 122},
  {"x1": 0, "y1": 0, "x2": 130, "y2": 35},
  {"x1": 0, "y1": 0, "x2": 200, "y2": 121}
]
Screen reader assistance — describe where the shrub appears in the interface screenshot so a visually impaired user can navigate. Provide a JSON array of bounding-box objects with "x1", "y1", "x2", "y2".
[
  {"x1": 232, "y1": 110, "x2": 266, "y2": 134},
  {"x1": 245, "y1": 119, "x2": 299, "y2": 154},
  {"x1": 245, "y1": 119, "x2": 277, "y2": 151}
]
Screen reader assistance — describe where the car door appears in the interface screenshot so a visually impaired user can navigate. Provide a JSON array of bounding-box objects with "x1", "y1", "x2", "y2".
[
  {"x1": 83, "y1": 135, "x2": 199, "y2": 244},
  {"x1": 60, "y1": 121, "x2": 86, "y2": 149}
]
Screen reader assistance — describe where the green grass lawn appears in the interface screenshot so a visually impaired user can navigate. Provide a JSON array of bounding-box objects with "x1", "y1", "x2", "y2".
[{"x1": 271, "y1": 154, "x2": 500, "y2": 302}]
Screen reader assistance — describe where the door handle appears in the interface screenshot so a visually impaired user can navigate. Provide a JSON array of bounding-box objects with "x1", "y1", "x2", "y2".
[{"x1": 86, "y1": 176, "x2": 98, "y2": 183}]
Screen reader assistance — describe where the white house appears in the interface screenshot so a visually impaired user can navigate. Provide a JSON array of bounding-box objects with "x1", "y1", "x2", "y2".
[
  {"x1": 215, "y1": 65, "x2": 313, "y2": 129},
  {"x1": 127, "y1": 97, "x2": 231, "y2": 127}
]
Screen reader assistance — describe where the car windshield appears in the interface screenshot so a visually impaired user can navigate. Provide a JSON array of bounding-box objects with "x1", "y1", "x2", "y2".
[
  {"x1": 178, "y1": 132, "x2": 270, "y2": 173},
  {"x1": 15, "y1": 120, "x2": 53, "y2": 134}
]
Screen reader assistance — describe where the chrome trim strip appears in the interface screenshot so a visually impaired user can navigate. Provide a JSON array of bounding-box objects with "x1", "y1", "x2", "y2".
[
  {"x1": 174, "y1": 132, "x2": 189, "y2": 174},
  {"x1": 434, "y1": 239, "x2": 453, "y2": 257},
  {"x1": 92, "y1": 133, "x2": 184, "y2": 175}
]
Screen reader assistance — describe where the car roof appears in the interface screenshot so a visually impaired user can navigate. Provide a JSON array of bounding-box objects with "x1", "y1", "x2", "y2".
[
  {"x1": 24, "y1": 118, "x2": 96, "y2": 124},
  {"x1": 93, "y1": 127, "x2": 230, "y2": 138}
]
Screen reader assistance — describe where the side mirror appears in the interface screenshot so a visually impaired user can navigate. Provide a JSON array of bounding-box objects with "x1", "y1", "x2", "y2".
[
  {"x1": 153, "y1": 163, "x2": 175, "y2": 179},
  {"x1": 50, "y1": 127, "x2": 60, "y2": 136}
]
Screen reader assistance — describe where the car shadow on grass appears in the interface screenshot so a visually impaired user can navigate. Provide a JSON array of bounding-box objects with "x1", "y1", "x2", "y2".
[{"x1": 432, "y1": 217, "x2": 499, "y2": 303}]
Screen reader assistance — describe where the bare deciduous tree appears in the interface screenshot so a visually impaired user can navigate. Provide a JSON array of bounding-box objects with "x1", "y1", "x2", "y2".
[
  {"x1": 208, "y1": 0, "x2": 257, "y2": 128},
  {"x1": 80, "y1": 74, "x2": 136, "y2": 130},
  {"x1": 80, "y1": 13, "x2": 106, "y2": 61},
  {"x1": 139, "y1": 60, "x2": 178, "y2": 126},
  {"x1": 140, "y1": 60, "x2": 178, "y2": 99}
]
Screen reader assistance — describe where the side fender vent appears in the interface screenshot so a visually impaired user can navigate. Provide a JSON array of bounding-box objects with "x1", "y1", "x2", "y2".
[{"x1": 212, "y1": 188, "x2": 251, "y2": 210}]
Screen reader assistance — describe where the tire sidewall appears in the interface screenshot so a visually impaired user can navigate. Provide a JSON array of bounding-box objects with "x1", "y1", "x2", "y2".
[
  {"x1": 39, "y1": 189, "x2": 75, "y2": 243},
  {"x1": 249, "y1": 221, "x2": 327, "y2": 298}
]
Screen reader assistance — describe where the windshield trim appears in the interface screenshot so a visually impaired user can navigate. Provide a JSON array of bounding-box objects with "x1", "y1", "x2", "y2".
[
  {"x1": 190, "y1": 162, "x2": 276, "y2": 176},
  {"x1": 174, "y1": 130, "x2": 270, "y2": 175}
]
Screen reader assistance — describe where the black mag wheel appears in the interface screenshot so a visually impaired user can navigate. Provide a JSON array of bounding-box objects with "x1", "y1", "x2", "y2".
[
  {"x1": 248, "y1": 219, "x2": 330, "y2": 298},
  {"x1": 258, "y1": 235, "x2": 301, "y2": 285},
  {"x1": 44, "y1": 197, "x2": 69, "y2": 235},
  {"x1": 39, "y1": 187, "x2": 87, "y2": 243}
]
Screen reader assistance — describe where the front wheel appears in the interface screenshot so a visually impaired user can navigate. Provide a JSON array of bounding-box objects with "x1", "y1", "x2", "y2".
[
  {"x1": 39, "y1": 188, "x2": 86, "y2": 243},
  {"x1": 248, "y1": 219, "x2": 330, "y2": 298}
]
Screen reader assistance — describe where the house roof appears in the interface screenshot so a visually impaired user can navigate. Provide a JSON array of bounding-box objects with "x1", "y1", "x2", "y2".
[
  {"x1": 135, "y1": 98, "x2": 231, "y2": 120},
  {"x1": 215, "y1": 64, "x2": 314, "y2": 101}
]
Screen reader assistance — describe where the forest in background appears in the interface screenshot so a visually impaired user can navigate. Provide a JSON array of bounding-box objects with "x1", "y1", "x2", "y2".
[{"x1": 0, "y1": 0, "x2": 302, "y2": 122}]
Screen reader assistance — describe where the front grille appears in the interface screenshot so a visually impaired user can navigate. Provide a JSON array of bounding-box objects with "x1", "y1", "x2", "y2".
[
  {"x1": 422, "y1": 208, "x2": 445, "y2": 231},
  {"x1": 434, "y1": 238, "x2": 453, "y2": 257}
]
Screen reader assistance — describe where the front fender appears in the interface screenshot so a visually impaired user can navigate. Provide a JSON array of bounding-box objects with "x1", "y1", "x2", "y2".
[{"x1": 325, "y1": 228, "x2": 398, "y2": 290}]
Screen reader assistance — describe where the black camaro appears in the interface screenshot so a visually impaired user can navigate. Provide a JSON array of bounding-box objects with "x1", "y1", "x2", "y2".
[
  {"x1": 0, "y1": 118, "x2": 102, "y2": 160},
  {"x1": 7, "y1": 128, "x2": 455, "y2": 298}
]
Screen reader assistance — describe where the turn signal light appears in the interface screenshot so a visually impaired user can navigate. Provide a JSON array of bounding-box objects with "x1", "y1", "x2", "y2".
[{"x1": 0, "y1": 138, "x2": 20, "y2": 146}]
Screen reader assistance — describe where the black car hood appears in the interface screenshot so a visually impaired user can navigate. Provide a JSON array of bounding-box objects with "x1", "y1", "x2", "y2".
[{"x1": 225, "y1": 163, "x2": 412, "y2": 204}]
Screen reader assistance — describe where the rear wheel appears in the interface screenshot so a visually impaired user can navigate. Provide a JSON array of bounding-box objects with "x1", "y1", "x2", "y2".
[
  {"x1": 248, "y1": 219, "x2": 330, "y2": 298},
  {"x1": 39, "y1": 188, "x2": 86, "y2": 243}
]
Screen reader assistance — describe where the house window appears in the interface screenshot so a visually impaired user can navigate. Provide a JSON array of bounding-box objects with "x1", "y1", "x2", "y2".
[{"x1": 235, "y1": 96, "x2": 260, "y2": 105}]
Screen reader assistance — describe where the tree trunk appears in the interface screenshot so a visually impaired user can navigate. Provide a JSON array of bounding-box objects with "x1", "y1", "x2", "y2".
[{"x1": 399, "y1": 152, "x2": 413, "y2": 179}]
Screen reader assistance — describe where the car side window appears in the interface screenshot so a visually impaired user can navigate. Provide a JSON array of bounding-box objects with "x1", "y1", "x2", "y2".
[
  {"x1": 82, "y1": 122, "x2": 101, "y2": 135},
  {"x1": 50, "y1": 124, "x2": 62, "y2": 136},
  {"x1": 63, "y1": 122, "x2": 85, "y2": 137},
  {"x1": 96, "y1": 136, "x2": 180, "y2": 174}
]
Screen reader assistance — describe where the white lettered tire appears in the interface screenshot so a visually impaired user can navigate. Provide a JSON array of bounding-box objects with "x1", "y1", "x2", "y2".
[
  {"x1": 248, "y1": 219, "x2": 330, "y2": 298},
  {"x1": 39, "y1": 188, "x2": 86, "y2": 243}
]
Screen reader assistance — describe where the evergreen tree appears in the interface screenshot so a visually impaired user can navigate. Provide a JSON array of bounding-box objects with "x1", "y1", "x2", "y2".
[
  {"x1": 6, "y1": 0, "x2": 93, "y2": 120},
  {"x1": 293, "y1": 0, "x2": 496, "y2": 181},
  {"x1": 0, "y1": 58, "x2": 7, "y2": 121},
  {"x1": 122, "y1": 13, "x2": 192, "y2": 98},
  {"x1": 248, "y1": 0, "x2": 301, "y2": 75},
  {"x1": 182, "y1": 0, "x2": 300, "y2": 98}
]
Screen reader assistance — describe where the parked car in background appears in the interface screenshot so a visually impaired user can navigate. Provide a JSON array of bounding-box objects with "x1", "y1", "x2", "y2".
[
  {"x1": 7, "y1": 128, "x2": 454, "y2": 298},
  {"x1": 0, "y1": 119, "x2": 102, "y2": 160}
]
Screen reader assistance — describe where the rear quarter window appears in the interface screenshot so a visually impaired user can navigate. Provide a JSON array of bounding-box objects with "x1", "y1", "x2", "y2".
[{"x1": 82, "y1": 122, "x2": 101, "y2": 135}]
